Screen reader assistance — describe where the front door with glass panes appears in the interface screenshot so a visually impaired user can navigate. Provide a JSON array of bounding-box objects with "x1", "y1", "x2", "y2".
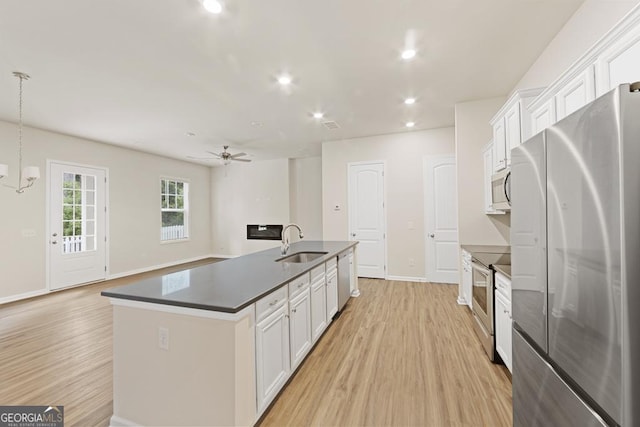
[{"x1": 49, "y1": 162, "x2": 107, "y2": 290}]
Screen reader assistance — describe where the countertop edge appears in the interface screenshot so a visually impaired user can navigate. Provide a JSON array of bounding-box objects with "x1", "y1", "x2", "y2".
[{"x1": 101, "y1": 241, "x2": 358, "y2": 313}]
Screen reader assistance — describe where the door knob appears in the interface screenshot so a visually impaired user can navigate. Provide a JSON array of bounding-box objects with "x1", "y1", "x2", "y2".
[
  {"x1": 52, "y1": 241, "x2": 58, "y2": 245},
  {"x1": 428, "y1": 233, "x2": 435, "y2": 238},
  {"x1": 351, "y1": 233, "x2": 356, "y2": 237},
  {"x1": 52, "y1": 233, "x2": 58, "y2": 237}
]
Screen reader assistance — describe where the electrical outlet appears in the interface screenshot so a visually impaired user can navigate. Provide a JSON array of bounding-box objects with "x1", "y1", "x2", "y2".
[
  {"x1": 158, "y1": 327, "x2": 169, "y2": 350},
  {"x1": 408, "y1": 221, "x2": 414, "y2": 230},
  {"x1": 409, "y1": 258, "x2": 415, "y2": 267}
]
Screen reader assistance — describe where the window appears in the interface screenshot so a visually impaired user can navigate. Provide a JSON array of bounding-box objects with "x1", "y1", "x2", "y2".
[
  {"x1": 62, "y1": 172, "x2": 97, "y2": 253},
  {"x1": 161, "y1": 178, "x2": 189, "y2": 241}
]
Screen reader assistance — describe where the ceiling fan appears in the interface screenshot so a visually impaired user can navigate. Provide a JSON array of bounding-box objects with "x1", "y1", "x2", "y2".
[{"x1": 189, "y1": 145, "x2": 252, "y2": 165}]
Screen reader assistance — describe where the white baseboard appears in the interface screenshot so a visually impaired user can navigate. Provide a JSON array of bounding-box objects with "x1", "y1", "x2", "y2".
[
  {"x1": 457, "y1": 296, "x2": 467, "y2": 305},
  {"x1": 0, "y1": 289, "x2": 48, "y2": 306},
  {"x1": 107, "y1": 254, "x2": 218, "y2": 280},
  {"x1": 385, "y1": 275, "x2": 427, "y2": 283},
  {"x1": 109, "y1": 415, "x2": 140, "y2": 427}
]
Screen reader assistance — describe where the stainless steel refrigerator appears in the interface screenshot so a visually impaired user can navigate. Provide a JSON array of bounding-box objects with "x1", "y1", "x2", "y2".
[{"x1": 511, "y1": 82, "x2": 640, "y2": 426}]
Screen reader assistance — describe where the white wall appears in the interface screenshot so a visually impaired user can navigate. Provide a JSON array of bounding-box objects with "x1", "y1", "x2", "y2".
[
  {"x1": 210, "y1": 159, "x2": 290, "y2": 256},
  {"x1": 289, "y1": 157, "x2": 323, "y2": 241},
  {"x1": 455, "y1": 98, "x2": 510, "y2": 246},
  {"x1": 322, "y1": 128, "x2": 455, "y2": 279},
  {"x1": 0, "y1": 120, "x2": 212, "y2": 302},
  {"x1": 514, "y1": 0, "x2": 638, "y2": 91}
]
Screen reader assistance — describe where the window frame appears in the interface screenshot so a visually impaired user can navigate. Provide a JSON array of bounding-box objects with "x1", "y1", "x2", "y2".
[{"x1": 160, "y1": 176, "x2": 190, "y2": 242}]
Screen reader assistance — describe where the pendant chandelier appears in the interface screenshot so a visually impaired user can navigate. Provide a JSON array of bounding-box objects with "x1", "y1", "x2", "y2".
[{"x1": 0, "y1": 71, "x2": 40, "y2": 193}]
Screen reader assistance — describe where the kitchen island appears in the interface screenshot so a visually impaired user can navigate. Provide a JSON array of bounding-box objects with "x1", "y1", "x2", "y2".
[{"x1": 102, "y1": 241, "x2": 358, "y2": 427}]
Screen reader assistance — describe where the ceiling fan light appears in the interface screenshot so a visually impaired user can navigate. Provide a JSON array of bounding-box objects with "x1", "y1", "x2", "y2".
[{"x1": 0, "y1": 163, "x2": 8, "y2": 179}]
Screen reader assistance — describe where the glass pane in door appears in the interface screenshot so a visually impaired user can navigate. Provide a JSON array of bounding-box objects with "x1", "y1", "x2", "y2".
[{"x1": 61, "y1": 173, "x2": 97, "y2": 254}]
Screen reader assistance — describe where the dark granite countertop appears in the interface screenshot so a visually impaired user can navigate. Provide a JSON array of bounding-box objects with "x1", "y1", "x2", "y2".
[
  {"x1": 493, "y1": 264, "x2": 511, "y2": 279},
  {"x1": 101, "y1": 240, "x2": 357, "y2": 313}
]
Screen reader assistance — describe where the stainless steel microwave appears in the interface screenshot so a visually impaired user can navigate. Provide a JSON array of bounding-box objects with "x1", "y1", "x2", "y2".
[{"x1": 491, "y1": 168, "x2": 511, "y2": 211}]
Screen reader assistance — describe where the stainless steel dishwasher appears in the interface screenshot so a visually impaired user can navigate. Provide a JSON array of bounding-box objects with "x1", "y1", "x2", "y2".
[{"x1": 337, "y1": 251, "x2": 351, "y2": 311}]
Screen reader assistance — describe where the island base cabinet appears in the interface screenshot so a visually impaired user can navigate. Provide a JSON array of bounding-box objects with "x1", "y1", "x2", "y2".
[
  {"x1": 289, "y1": 288, "x2": 312, "y2": 371},
  {"x1": 311, "y1": 277, "x2": 327, "y2": 342},
  {"x1": 326, "y1": 269, "x2": 338, "y2": 321},
  {"x1": 110, "y1": 303, "x2": 257, "y2": 427},
  {"x1": 256, "y1": 304, "x2": 291, "y2": 416}
]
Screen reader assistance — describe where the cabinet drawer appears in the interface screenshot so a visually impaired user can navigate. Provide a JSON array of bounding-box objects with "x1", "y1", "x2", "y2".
[
  {"x1": 310, "y1": 264, "x2": 325, "y2": 281},
  {"x1": 288, "y1": 272, "x2": 310, "y2": 299},
  {"x1": 256, "y1": 287, "x2": 288, "y2": 322}
]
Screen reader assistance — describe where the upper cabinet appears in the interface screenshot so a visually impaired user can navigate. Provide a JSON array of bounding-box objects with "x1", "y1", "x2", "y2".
[
  {"x1": 526, "y1": 4, "x2": 640, "y2": 136},
  {"x1": 596, "y1": 18, "x2": 640, "y2": 96},
  {"x1": 555, "y1": 66, "x2": 596, "y2": 121},
  {"x1": 490, "y1": 87, "x2": 544, "y2": 173}
]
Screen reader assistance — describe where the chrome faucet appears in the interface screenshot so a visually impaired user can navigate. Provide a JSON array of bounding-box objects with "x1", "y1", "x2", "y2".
[{"x1": 281, "y1": 223, "x2": 304, "y2": 254}]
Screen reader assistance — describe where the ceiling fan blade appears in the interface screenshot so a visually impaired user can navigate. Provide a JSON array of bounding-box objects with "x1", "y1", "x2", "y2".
[
  {"x1": 229, "y1": 152, "x2": 247, "y2": 158},
  {"x1": 187, "y1": 155, "x2": 216, "y2": 160},
  {"x1": 205, "y1": 151, "x2": 223, "y2": 158},
  {"x1": 232, "y1": 158, "x2": 252, "y2": 162}
]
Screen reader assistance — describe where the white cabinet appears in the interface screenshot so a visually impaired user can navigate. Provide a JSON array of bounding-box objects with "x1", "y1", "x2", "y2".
[
  {"x1": 490, "y1": 88, "x2": 544, "y2": 172},
  {"x1": 460, "y1": 249, "x2": 472, "y2": 308},
  {"x1": 289, "y1": 287, "x2": 312, "y2": 371},
  {"x1": 326, "y1": 266, "x2": 338, "y2": 321},
  {"x1": 530, "y1": 97, "x2": 556, "y2": 136},
  {"x1": 596, "y1": 22, "x2": 640, "y2": 96},
  {"x1": 555, "y1": 66, "x2": 596, "y2": 121},
  {"x1": 492, "y1": 119, "x2": 507, "y2": 172},
  {"x1": 256, "y1": 302, "x2": 290, "y2": 414},
  {"x1": 494, "y1": 272, "x2": 512, "y2": 373},
  {"x1": 310, "y1": 268, "x2": 327, "y2": 342}
]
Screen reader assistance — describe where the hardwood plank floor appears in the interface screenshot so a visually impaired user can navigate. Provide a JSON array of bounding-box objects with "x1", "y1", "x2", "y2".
[
  {"x1": 259, "y1": 279, "x2": 512, "y2": 427},
  {"x1": 1, "y1": 270, "x2": 512, "y2": 426}
]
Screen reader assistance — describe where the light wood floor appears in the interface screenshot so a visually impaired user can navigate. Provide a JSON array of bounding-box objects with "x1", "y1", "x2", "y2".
[{"x1": 1, "y1": 268, "x2": 512, "y2": 427}]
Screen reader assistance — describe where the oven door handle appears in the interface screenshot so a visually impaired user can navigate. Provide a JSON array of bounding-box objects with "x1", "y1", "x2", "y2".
[{"x1": 471, "y1": 261, "x2": 491, "y2": 276}]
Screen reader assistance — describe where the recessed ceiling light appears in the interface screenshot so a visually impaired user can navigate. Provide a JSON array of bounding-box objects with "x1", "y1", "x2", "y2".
[
  {"x1": 186, "y1": 132, "x2": 196, "y2": 137},
  {"x1": 406, "y1": 121, "x2": 415, "y2": 128},
  {"x1": 203, "y1": 0, "x2": 223, "y2": 14},
  {"x1": 278, "y1": 75, "x2": 292, "y2": 86},
  {"x1": 313, "y1": 112, "x2": 324, "y2": 119},
  {"x1": 251, "y1": 121, "x2": 263, "y2": 127},
  {"x1": 404, "y1": 98, "x2": 416, "y2": 105},
  {"x1": 401, "y1": 49, "x2": 416, "y2": 60}
]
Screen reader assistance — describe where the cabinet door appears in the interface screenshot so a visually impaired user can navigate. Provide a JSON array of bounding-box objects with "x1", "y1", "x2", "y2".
[
  {"x1": 310, "y1": 276, "x2": 327, "y2": 342},
  {"x1": 596, "y1": 25, "x2": 640, "y2": 96},
  {"x1": 495, "y1": 291, "x2": 512, "y2": 372},
  {"x1": 326, "y1": 270, "x2": 338, "y2": 321},
  {"x1": 504, "y1": 103, "x2": 522, "y2": 167},
  {"x1": 256, "y1": 304, "x2": 290, "y2": 414},
  {"x1": 556, "y1": 67, "x2": 596, "y2": 121},
  {"x1": 531, "y1": 98, "x2": 556, "y2": 136},
  {"x1": 492, "y1": 119, "x2": 507, "y2": 172},
  {"x1": 289, "y1": 288, "x2": 312, "y2": 371}
]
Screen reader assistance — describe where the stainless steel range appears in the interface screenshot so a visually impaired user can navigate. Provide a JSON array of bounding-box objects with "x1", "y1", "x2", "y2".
[{"x1": 470, "y1": 251, "x2": 510, "y2": 361}]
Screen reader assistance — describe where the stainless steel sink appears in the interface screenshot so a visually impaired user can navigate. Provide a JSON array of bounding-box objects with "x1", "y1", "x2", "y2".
[{"x1": 275, "y1": 251, "x2": 328, "y2": 263}]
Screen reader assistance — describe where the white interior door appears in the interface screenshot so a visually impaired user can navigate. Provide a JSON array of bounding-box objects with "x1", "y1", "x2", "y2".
[
  {"x1": 49, "y1": 162, "x2": 107, "y2": 290},
  {"x1": 424, "y1": 156, "x2": 459, "y2": 283},
  {"x1": 348, "y1": 162, "x2": 385, "y2": 279}
]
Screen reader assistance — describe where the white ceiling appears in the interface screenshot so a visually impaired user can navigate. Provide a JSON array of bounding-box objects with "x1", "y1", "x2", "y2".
[{"x1": 0, "y1": 0, "x2": 584, "y2": 164}]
